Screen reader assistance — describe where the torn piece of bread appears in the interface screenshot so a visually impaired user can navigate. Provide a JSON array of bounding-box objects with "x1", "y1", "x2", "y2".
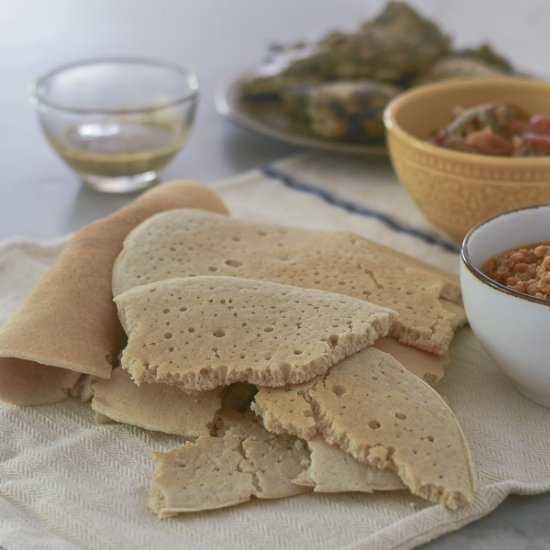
[
  {"x1": 91, "y1": 368, "x2": 223, "y2": 436},
  {"x1": 0, "y1": 181, "x2": 228, "y2": 406},
  {"x1": 112, "y1": 209, "x2": 465, "y2": 355},
  {"x1": 150, "y1": 431, "x2": 252, "y2": 517},
  {"x1": 253, "y1": 347, "x2": 476, "y2": 509},
  {"x1": 149, "y1": 412, "x2": 310, "y2": 518},
  {"x1": 251, "y1": 338, "x2": 447, "y2": 437},
  {"x1": 115, "y1": 276, "x2": 395, "y2": 392},
  {"x1": 293, "y1": 437, "x2": 404, "y2": 493},
  {"x1": 309, "y1": 349, "x2": 476, "y2": 509},
  {"x1": 252, "y1": 380, "x2": 318, "y2": 439},
  {"x1": 224, "y1": 411, "x2": 310, "y2": 500}
]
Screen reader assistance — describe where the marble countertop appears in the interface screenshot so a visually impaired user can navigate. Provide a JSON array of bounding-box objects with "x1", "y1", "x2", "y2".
[{"x1": 1, "y1": 0, "x2": 550, "y2": 547}]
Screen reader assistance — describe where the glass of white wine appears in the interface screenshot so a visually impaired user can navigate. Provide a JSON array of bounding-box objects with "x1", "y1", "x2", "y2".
[{"x1": 32, "y1": 58, "x2": 199, "y2": 193}]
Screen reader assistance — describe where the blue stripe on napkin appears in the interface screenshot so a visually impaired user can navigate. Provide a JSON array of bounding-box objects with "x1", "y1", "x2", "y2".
[{"x1": 261, "y1": 165, "x2": 459, "y2": 254}]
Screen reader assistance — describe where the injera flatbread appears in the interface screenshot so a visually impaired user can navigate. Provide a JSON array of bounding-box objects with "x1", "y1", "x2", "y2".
[
  {"x1": 94, "y1": 412, "x2": 115, "y2": 424},
  {"x1": 115, "y1": 276, "x2": 395, "y2": 391},
  {"x1": 252, "y1": 380, "x2": 318, "y2": 439},
  {"x1": 374, "y1": 337, "x2": 447, "y2": 386},
  {"x1": 250, "y1": 341, "x2": 447, "y2": 440},
  {"x1": 149, "y1": 411, "x2": 310, "y2": 518},
  {"x1": 253, "y1": 347, "x2": 476, "y2": 509},
  {"x1": 91, "y1": 368, "x2": 223, "y2": 437},
  {"x1": 0, "y1": 181, "x2": 228, "y2": 406},
  {"x1": 292, "y1": 437, "x2": 405, "y2": 493},
  {"x1": 112, "y1": 209, "x2": 466, "y2": 354}
]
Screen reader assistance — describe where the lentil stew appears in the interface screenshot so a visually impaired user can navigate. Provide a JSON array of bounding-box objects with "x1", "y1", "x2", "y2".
[{"x1": 481, "y1": 242, "x2": 550, "y2": 300}]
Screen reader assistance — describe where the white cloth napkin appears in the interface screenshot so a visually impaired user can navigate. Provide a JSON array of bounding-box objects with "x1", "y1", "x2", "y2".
[{"x1": 1, "y1": 152, "x2": 549, "y2": 550}]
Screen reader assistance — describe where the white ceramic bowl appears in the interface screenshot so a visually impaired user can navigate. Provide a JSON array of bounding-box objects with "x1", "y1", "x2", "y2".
[{"x1": 460, "y1": 205, "x2": 550, "y2": 407}]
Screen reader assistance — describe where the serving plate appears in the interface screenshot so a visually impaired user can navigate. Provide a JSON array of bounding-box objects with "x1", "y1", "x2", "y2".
[{"x1": 215, "y1": 76, "x2": 388, "y2": 156}]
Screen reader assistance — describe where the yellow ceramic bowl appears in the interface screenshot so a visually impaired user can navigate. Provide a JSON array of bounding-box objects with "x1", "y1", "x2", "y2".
[{"x1": 384, "y1": 77, "x2": 550, "y2": 243}]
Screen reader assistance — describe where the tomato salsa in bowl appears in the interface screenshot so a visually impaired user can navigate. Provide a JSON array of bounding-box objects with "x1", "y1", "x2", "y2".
[
  {"x1": 384, "y1": 77, "x2": 550, "y2": 242},
  {"x1": 460, "y1": 205, "x2": 550, "y2": 408},
  {"x1": 430, "y1": 103, "x2": 550, "y2": 157}
]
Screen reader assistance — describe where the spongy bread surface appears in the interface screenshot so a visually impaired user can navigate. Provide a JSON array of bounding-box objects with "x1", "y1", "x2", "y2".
[
  {"x1": 115, "y1": 276, "x2": 395, "y2": 391},
  {"x1": 149, "y1": 431, "x2": 252, "y2": 517},
  {"x1": 91, "y1": 368, "x2": 223, "y2": 436},
  {"x1": 252, "y1": 380, "x2": 318, "y2": 439},
  {"x1": 253, "y1": 347, "x2": 476, "y2": 509},
  {"x1": 113, "y1": 209, "x2": 465, "y2": 354},
  {"x1": 292, "y1": 437, "x2": 404, "y2": 493},
  {"x1": 149, "y1": 411, "x2": 310, "y2": 518},
  {"x1": 307, "y1": 348, "x2": 476, "y2": 509},
  {"x1": 0, "y1": 181, "x2": 228, "y2": 406},
  {"x1": 251, "y1": 339, "x2": 447, "y2": 438}
]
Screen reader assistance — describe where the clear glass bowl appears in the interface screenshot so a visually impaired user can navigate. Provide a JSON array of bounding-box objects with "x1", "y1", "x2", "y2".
[{"x1": 32, "y1": 58, "x2": 199, "y2": 193}]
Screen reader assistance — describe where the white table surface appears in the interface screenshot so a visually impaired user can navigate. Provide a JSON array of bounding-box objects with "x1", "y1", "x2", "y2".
[{"x1": 2, "y1": 1, "x2": 550, "y2": 548}]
